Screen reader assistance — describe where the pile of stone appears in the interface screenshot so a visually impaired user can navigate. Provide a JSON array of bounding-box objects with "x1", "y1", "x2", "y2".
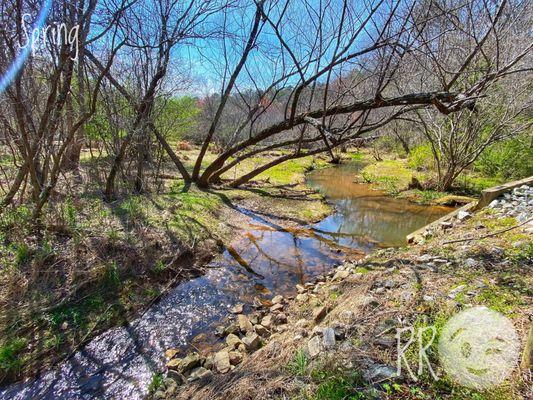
[
  {"x1": 488, "y1": 184, "x2": 532, "y2": 224},
  {"x1": 154, "y1": 257, "x2": 393, "y2": 399},
  {"x1": 160, "y1": 294, "x2": 292, "y2": 394}
]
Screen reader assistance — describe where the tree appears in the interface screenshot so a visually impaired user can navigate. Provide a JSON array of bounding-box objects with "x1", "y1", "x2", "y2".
[{"x1": 417, "y1": 82, "x2": 532, "y2": 191}]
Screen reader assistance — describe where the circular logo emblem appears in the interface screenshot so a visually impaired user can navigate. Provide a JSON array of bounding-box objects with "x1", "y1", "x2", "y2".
[{"x1": 438, "y1": 306, "x2": 520, "y2": 389}]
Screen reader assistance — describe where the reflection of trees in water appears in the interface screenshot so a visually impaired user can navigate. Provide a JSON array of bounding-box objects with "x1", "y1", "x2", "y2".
[
  {"x1": 225, "y1": 228, "x2": 342, "y2": 293},
  {"x1": 325, "y1": 197, "x2": 447, "y2": 246}
]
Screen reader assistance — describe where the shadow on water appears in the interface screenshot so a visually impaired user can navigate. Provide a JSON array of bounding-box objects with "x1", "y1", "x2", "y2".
[{"x1": 0, "y1": 162, "x2": 453, "y2": 400}]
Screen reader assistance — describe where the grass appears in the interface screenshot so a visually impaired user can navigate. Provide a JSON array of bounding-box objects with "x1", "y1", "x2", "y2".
[
  {"x1": 360, "y1": 159, "x2": 420, "y2": 192},
  {"x1": 148, "y1": 373, "x2": 164, "y2": 394},
  {"x1": 309, "y1": 363, "x2": 367, "y2": 400},
  {"x1": 0, "y1": 338, "x2": 28, "y2": 376},
  {"x1": 286, "y1": 349, "x2": 309, "y2": 376}
]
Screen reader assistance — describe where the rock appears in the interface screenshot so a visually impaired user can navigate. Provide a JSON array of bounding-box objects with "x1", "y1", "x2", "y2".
[
  {"x1": 374, "y1": 337, "x2": 395, "y2": 348},
  {"x1": 383, "y1": 280, "x2": 396, "y2": 289},
  {"x1": 275, "y1": 313, "x2": 288, "y2": 324},
  {"x1": 400, "y1": 291, "x2": 413, "y2": 301},
  {"x1": 464, "y1": 258, "x2": 478, "y2": 268},
  {"x1": 153, "y1": 390, "x2": 166, "y2": 399},
  {"x1": 166, "y1": 358, "x2": 182, "y2": 371},
  {"x1": 238, "y1": 314, "x2": 254, "y2": 333},
  {"x1": 488, "y1": 199, "x2": 499, "y2": 208},
  {"x1": 296, "y1": 284, "x2": 306, "y2": 293},
  {"x1": 338, "y1": 310, "x2": 355, "y2": 324},
  {"x1": 166, "y1": 370, "x2": 185, "y2": 384},
  {"x1": 165, "y1": 383, "x2": 177, "y2": 397},
  {"x1": 180, "y1": 353, "x2": 202, "y2": 373},
  {"x1": 311, "y1": 326, "x2": 324, "y2": 337},
  {"x1": 440, "y1": 221, "x2": 453, "y2": 229},
  {"x1": 261, "y1": 314, "x2": 272, "y2": 328},
  {"x1": 307, "y1": 336, "x2": 322, "y2": 358},
  {"x1": 188, "y1": 367, "x2": 213, "y2": 382},
  {"x1": 270, "y1": 303, "x2": 284, "y2": 313},
  {"x1": 213, "y1": 351, "x2": 231, "y2": 373},
  {"x1": 228, "y1": 351, "x2": 243, "y2": 365},
  {"x1": 296, "y1": 293, "x2": 309, "y2": 302},
  {"x1": 203, "y1": 355, "x2": 214, "y2": 370},
  {"x1": 271, "y1": 295, "x2": 284, "y2": 304},
  {"x1": 448, "y1": 284, "x2": 466, "y2": 299},
  {"x1": 322, "y1": 327, "x2": 336, "y2": 349},
  {"x1": 374, "y1": 287, "x2": 385, "y2": 294},
  {"x1": 249, "y1": 313, "x2": 260, "y2": 325},
  {"x1": 361, "y1": 296, "x2": 379, "y2": 307},
  {"x1": 223, "y1": 324, "x2": 239, "y2": 336},
  {"x1": 230, "y1": 304, "x2": 244, "y2": 314},
  {"x1": 225, "y1": 333, "x2": 242, "y2": 349},
  {"x1": 242, "y1": 332, "x2": 261, "y2": 351},
  {"x1": 423, "y1": 295, "x2": 435, "y2": 302},
  {"x1": 165, "y1": 348, "x2": 179, "y2": 359},
  {"x1": 295, "y1": 319, "x2": 308, "y2": 328},
  {"x1": 254, "y1": 324, "x2": 268, "y2": 336},
  {"x1": 457, "y1": 210, "x2": 471, "y2": 221},
  {"x1": 333, "y1": 270, "x2": 350, "y2": 280},
  {"x1": 313, "y1": 305, "x2": 328, "y2": 323},
  {"x1": 362, "y1": 362, "x2": 399, "y2": 383},
  {"x1": 417, "y1": 254, "x2": 432, "y2": 262}
]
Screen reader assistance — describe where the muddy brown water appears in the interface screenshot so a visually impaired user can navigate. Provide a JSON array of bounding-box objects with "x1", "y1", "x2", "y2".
[{"x1": 0, "y1": 163, "x2": 452, "y2": 399}]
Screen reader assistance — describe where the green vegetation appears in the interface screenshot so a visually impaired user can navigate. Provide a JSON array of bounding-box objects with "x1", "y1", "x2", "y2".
[
  {"x1": 475, "y1": 135, "x2": 533, "y2": 180},
  {"x1": 286, "y1": 349, "x2": 310, "y2": 377},
  {"x1": 408, "y1": 143, "x2": 434, "y2": 171},
  {"x1": 0, "y1": 338, "x2": 28, "y2": 376},
  {"x1": 148, "y1": 373, "x2": 164, "y2": 394},
  {"x1": 309, "y1": 364, "x2": 366, "y2": 400}
]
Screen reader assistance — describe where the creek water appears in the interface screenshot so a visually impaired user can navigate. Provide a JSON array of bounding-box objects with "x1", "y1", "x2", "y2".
[{"x1": 0, "y1": 162, "x2": 452, "y2": 400}]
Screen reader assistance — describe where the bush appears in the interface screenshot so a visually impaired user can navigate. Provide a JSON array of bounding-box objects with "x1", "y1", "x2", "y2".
[
  {"x1": 475, "y1": 136, "x2": 533, "y2": 179},
  {"x1": 408, "y1": 143, "x2": 434, "y2": 171}
]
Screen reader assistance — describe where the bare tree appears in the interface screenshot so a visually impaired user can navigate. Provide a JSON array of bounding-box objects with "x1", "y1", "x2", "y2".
[{"x1": 0, "y1": 0, "x2": 126, "y2": 219}]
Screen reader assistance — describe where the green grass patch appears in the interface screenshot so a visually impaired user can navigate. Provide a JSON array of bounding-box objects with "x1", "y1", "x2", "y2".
[
  {"x1": 360, "y1": 159, "x2": 422, "y2": 195},
  {"x1": 0, "y1": 338, "x2": 28, "y2": 376},
  {"x1": 286, "y1": 349, "x2": 310, "y2": 377}
]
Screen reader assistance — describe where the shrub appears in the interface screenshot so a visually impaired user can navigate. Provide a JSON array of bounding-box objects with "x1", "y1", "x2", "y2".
[
  {"x1": 475, "y1": 135, "x2": 533, "y2": 179},
  {"x1": 408, "y1": 143, "x2": 435, "y2": 171}
]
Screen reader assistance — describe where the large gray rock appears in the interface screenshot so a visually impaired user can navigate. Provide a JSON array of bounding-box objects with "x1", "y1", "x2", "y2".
[
  {"x1": 307, "y1": 336, "x2": 322, "y2": 358},
  {"x1": 322, "y1": 327, "x2": 336, "y2": 349},
  {"x1": 238, "y1": 314, "x2": 254, "y2": 333},
  {"x1": 362, "y1": 362, "x2": 399, "y2": 383},
  {"x1": 242, "y1": 332, "x2": 261, "y2": 351},
  {"x1": 213, "y1": 350, "x2": 231, "y2": 373},
  {"x1": 261, "y1": 314, "x2": 273, "y2": 328},
  {"x1": 225, "y1": 333, "x2": 242, "y2": 349}
]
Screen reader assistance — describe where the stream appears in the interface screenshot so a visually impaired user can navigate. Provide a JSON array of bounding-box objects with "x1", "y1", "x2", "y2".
[{"x1": 0, "y1": 163, "x2": 452, "y2": 400}]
